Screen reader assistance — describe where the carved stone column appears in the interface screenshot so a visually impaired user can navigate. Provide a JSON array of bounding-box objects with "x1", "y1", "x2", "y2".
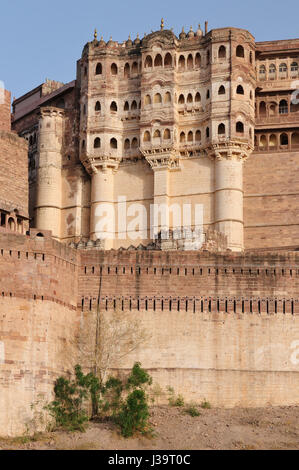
[
  {"x1": 142, "y1": 147, "x2": 180, "y2": 238},
  {"x1": 207, "y1": 140, "x2": 253, "y2": 252},
  {"x1": 36, "y1": 107, "x2": 64, "y2": 239},
  {"x1": 81, "y1": 153, "x2": 120, "y2": 248}
]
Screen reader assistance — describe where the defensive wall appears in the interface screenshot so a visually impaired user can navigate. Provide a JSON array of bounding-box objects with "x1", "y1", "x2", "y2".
[{"x1": 0, "y1": 230, "x2": 298, "y2": 435}]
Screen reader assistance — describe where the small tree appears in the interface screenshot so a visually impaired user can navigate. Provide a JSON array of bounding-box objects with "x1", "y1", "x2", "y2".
[
  {"x1": 46, "y1": 365, "x2": 100, "y2": 432},
  {"x1": 101, "y1": 362, "x2": 153, "y2": 437}
]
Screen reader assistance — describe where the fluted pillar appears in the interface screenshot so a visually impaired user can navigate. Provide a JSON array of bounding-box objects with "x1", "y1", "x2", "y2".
[
  {"x1": 80, "y1": 154, "x2": 120, "y2": 249},
  {"x1": 143, "y1": 150, "x2": 180, "y2": 238},
  {"x1": 208, "y1": 142, "x2": 253, "y2": 252},
  {"x1": 36, "y1": 107, "x2": 64, "y2": 239},
  {"x1": 214, "y1": 156, "x2": 244, "y2": 251}
]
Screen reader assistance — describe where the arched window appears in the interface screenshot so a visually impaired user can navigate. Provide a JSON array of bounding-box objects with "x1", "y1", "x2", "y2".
[
  {"x1": 8, "y1": 218, "x2": 15, "y2": 231},
  {"x1": 279, "y1": 99, "x2": 288, "y2": 114},
  {"x1": 143, "y1": 131, "x2": 151, "y2": 142},
  {"x1": 291, "y1": 62, "x2": 298, "y2": 77},
  {"x1": 259, "y1": 135, "x2": 267, "y2": 148},
  {"x1": 110, "y1": 101, "x2": 117, "y2": 112},
  {"x1": 111, "y1": 63, "x2": 118, "y2": 75},
  {"x1": 82, "y1": 139, "x2": 86, "y2": 149},
  {"x1": 218, "y1": 123, "x2": 225, "y2": 135},
  {"x1": 218, "y1": 46, "x2": 226, "y2": 59},
  {"x1": 131, "y1": 100, "x2": 137, "y2": 110},
  {"x1": 178, "y1": 55, "x2": 185, "y2": 69},
  {"x1": 144, "y1": 95, "x2": 151, "y2": 106},
  {"x1": 124, "y1": 101, "x2": 129, "y2": 111},
  {"x1": 83, "y1": 104, "x2": 86, "y2": 115},
  {"x1": 95, "y1": 101, "x2": 101, "y2": 111},
  {"x1": 280, "y1": 133, "x2": 288, "y2": 146},
  {"x1": 195, "y1": 92, "x2": 201, "y2": 102},
  {"x1": 180, "y1": 132, "x2": 186, "y2": 143},
  {"x1": 269, "y1": 102, "x2": 277, "y2": 116},
  {"x1": 17, "y1": 219, "x2": 22, "y2": 233},
  {"x1": 236, "y1": 45, "x2": 244, "y2": 58},
  {"x1": 269, "y1": 63, "x2": 276, "y2": 75},
  {"x1": 110, "y1": 138, "x2": 118, "y2": 149},
  {"x1": 154, "y1": 54, "x2": 162, "y2": 67},
  {"x1": 124, "y1": 139, "x2": 130, "y2": 150},
  {"x1": 153, "y1": 129, "x2": 161, "y2": 138},
  {"x1": 164, "y1": 92, "x2": 171, "y2": 103},
  {"x1": 269, "y1": 134, "x2": 277, "y2": 148},
  {"x1": 124, "y1": 63, "x2": 130, "y2": 78},
  {"x1": 178, "y1": 94, "x2": 185, "y2": 104},
  {"x1": 206, "y1": 127, "x2": 210, "y2": 138},
  {"x1": 164, "y1": 129, "x2": 171, "y2": 140},
  {"x1": 259, "y1": 65, "x2": 266, "y2": 77},
  {"x1": 187, "y1": 93, "x2": 193, "y2": 103},
  {"x1": 279, "y1": 63, "x2": 287, "y2": 73},
  {"x1": 164, "y1": 53, "x2": 172, "y2": 67},
  {"x1": 94, "y1": 137, "x2": 101, "y2": 148},
  {"x1": 218, "y1": 85, "x2": 225, "y2": 95},
  {"x1": 236, "y1": 121, "x2": 244, "y2": 133},
  {"x1": 187, "y1": 54, "x2": 193, "y2": 69},
  {"x1": 195, "y1": 53, "x2": 201, "y2": 67},
  {"x1": 237, "y1": 85, "x2": 244, "y2": 95},
  {"x1": 259, "y1": 101, "x2": 266, "y2": 117},
  {"x1": 131, "y1": 137, "x2": 138, "y2": 148},
  {"x1": 144, "y1": 55, "x2": 153, "y2": 68},
  {"x1": 206, "y1": 89, "x2": 210, "y2": 99},
  {"x1": 187, "y1": 131, "x2": 193, "y2": 142},
  {"x1": 132, "y1": 62, "x2": 138, "y2": 74},
  {"x1": 96, "y1": 63, "x2": 102, "y2": 75},
  {"x1": 154, "y1": 93, "x2": 162, "y2": 104},
  {"x1": 195, "y1": 130, "x2": 201, "y2": 141}
]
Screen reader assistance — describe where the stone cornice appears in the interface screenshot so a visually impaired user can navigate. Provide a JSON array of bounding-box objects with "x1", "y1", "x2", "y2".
[
  {"x1": 205, "y1": 139, "x2": 254, "y2": 161},
  {"x1": 80, "y1": 153, "x2": 121, "y2": 174},
  {"x1": 39, "y1": 106, "x2": 65, "y2": 119},
  {"x1": 140, "y1": 146, "x2": 180, "y2": 170}
]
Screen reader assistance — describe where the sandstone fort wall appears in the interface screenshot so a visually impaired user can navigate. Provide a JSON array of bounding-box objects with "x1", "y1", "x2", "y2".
[{"x1": 0, "y1": 232, "x2": 298, "y2": 435}]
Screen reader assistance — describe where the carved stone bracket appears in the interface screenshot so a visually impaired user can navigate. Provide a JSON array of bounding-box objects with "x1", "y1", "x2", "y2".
[
  {"x1": 140, "y1": 146, "x2": 180, "y2": 170},
  {"x1": 80, "y1": 153, "x2": 121, "y2": 175},
  {"x1": 205, "y1": 139, "x2": 254, "y2": 162},
  {"x1": 39, "y1": 107, "x2": 64, "y2": 119}
]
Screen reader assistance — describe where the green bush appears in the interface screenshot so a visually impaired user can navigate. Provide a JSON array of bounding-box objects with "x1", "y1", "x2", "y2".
[
  {"x1": 184, "y1": 405, "x2": 201, "y2": 417},
  {"x1": 200, "y1": 399, "x2": 211, "y2": 409},
  {"x1": 102, "y1": 362, "x2": 152, "y2": 437},
  {"x1": 46, "y1": 365, "x2": 100, "y2": 432},
  {"x1": 117, "y1": 389, "x2": 150, "y2": 437},
  {"x1": 47, "y1": 362, "x2": 152, "y2": 438}
]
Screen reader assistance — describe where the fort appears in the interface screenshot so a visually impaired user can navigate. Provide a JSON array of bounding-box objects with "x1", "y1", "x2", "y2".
[{"x1": 0, "y1": 20, "x2": 298, "y2": 436}]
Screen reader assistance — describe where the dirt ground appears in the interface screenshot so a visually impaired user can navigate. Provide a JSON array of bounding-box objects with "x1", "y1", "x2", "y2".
[{"x1": 0, "y1": 405, "x2": 298, "y2": 450}]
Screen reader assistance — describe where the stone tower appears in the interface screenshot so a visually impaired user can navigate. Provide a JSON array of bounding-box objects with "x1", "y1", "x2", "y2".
[{"x1": 78, "y1": 25, "x2": 254, "y2": 251}]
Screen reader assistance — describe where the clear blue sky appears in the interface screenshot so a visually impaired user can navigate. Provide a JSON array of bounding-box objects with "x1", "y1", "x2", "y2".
[{"x1": 1, "y1": 0, "x2": 299, "y2": 99}]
